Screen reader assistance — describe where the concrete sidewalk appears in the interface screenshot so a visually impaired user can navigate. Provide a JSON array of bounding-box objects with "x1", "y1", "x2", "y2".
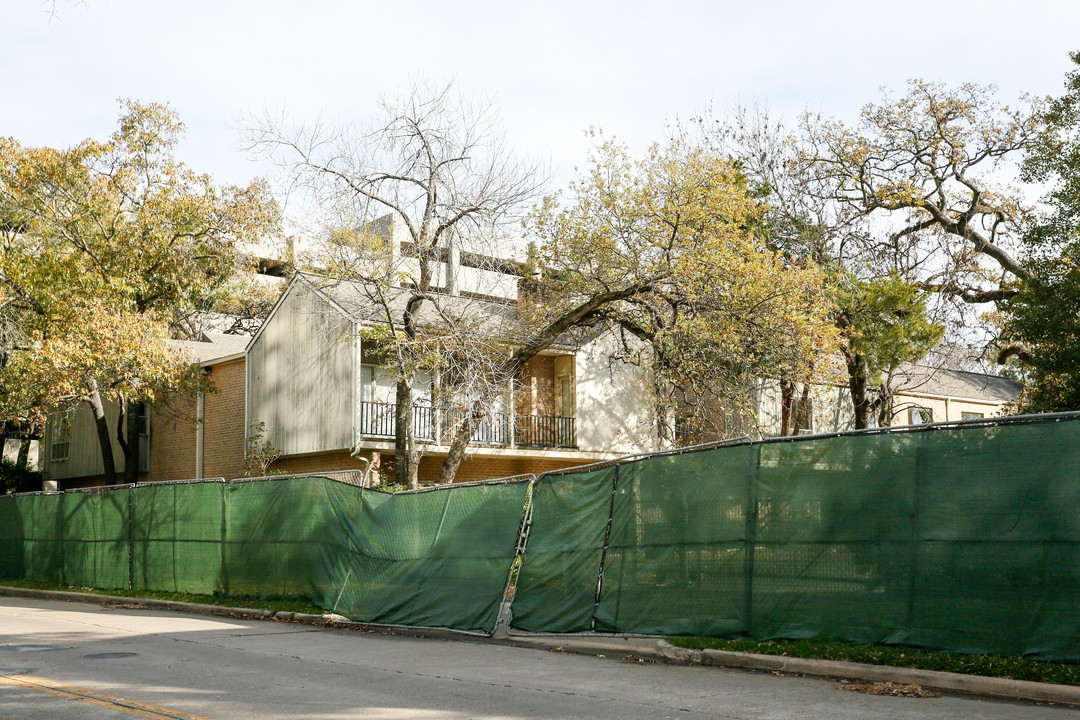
[{"x1": 2, "y1": 585, "x2": 1076, "y2": 709}]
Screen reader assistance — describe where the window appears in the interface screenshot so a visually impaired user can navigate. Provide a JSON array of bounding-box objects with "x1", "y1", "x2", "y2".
[
  {"x1": 909, "y1": 406, "x2": 933, "y2": 425},
  {"x1": 558, "y1": 378, "x2": 573, "y2": 417},
  {"x1": 51, "y1": 414, "x2": 72, "y2": 462},
  {"x1": 961, "y1": 411, "x2": 985, "y2": 421},
  {"x1": 136, "y1": 403, "x2": 151, "y2": 473}
]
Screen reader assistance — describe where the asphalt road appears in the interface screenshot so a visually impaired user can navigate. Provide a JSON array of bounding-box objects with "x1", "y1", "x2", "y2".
[{"x1": 0, "y1": 597, "x2": 1072, "y2": 720}]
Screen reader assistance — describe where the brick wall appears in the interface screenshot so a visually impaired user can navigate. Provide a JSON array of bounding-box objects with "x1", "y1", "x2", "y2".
[
  {"x1": 147, "y1": 358, "x2": 247, "y2": 482},
  {"x1": 269, "y1": 450, "x2": 370, "y2": 477},
  {"x1": 417, "y1": 453, "x2": 588, "y2": 484},
  {"x1": 516, "y1": 355, "x2": 556, "y2": 416},
  {"x1": 201, "y1": 359, "x2": 247, "y2": 481},
  {"x1": 148, "y1": 395, "x2": 198, "y2": 481}
]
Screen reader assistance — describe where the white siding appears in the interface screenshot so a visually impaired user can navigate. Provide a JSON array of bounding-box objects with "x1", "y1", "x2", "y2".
[
  {"x1": 574, "y1": 330, "x2": 660, "y2": 454},
  {"x1": 247, "y1": 283, "x2": 356, "y2": 456},
  {"x1": 44, "y1": 401, "x2": 123, "y2": 480}
]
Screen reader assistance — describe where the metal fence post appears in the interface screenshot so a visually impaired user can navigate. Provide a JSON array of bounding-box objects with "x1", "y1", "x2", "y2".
[
  {"x1": 127, "y1": 486, "x2": 135, "y2": 590},
  {"x1": 590, "y1": 465, "x2": 621, "y2": 631}
]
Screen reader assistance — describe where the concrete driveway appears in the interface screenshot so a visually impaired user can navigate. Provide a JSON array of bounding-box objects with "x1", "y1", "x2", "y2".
[{"x1": 0, "y1": 597, "x2": 1071, "y2": 719}]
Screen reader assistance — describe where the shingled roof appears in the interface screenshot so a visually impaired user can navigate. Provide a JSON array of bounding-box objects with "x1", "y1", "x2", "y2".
[
  {"x1": 171, "y1": 332, "x2": 251, "y2": 365},
  {"x1": 894, "y1": 363, "x2": 1022, "y2": 403}
]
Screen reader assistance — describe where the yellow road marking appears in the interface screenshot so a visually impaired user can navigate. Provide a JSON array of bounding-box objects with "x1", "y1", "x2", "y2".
[{"x1": 0, "y1": 673, "x2": 211, "y2": 720}]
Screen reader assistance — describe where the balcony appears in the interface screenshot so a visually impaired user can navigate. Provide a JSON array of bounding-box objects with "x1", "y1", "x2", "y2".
[{"x1": 358, "y1": 401, "x2": 576, "y2": 449}]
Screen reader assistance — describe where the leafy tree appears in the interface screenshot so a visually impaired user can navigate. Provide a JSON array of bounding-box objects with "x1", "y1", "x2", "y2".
[
  {"x1": 835, "y1": 274, "x2": 944, "y2": 427},
  {"x1": 1002, "y1": 52, "x2": 1080, "y2": 411},
  {"x1": 531, "y1": 135, "x2": 837, "y2": 443},
  {"x1": 686, "y1": 108, "x2": 935, "y2": 429},
  {"x1": 802, "y1": 79, "x2": 1044, "y2": 298},
  {"x1": 694, "y1": 81, "x2": 1043, "y2": 428},
  {"x1": 0, "y1": 100, "x2": 278, "y2": 483}
]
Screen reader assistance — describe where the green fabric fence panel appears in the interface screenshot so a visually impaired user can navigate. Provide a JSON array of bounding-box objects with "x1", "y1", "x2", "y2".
[
  {"x1": 20, "y1": 493, "x2": 65, "y2": 584},
  {"x1": 0, "y1": 496, "x2": 25, "y2": 579},
  {"x1": 510, "y1": 466, "x2": 616, "y2": 633},
  {"x1": 512, "y1": 416, "x2": 1080, "y2": 661},
  {"x1": 0, "y1": 476, "x2": 527, "y2": 634},
  {"x1": 132, "y1": 482, "x2": 224, "y2": 596},
  {"x1": 594, "y1": 446, "x2": 753, "y2": 636},
  {"x1": 222, "y1": 477, "x2": 342, "y2": 600},
  {"x1": 326, "y1": 479, "x2": 530, "y2": 632},
  {"x1": 750, "y1": 432, "x2": 920, "y2": 646},
  {"x1": 59, "y1": 490, "x2": 130, "y2": 590},
  {"x1": 911, "y1": 421, "x2": 1080, "y2": 659}
]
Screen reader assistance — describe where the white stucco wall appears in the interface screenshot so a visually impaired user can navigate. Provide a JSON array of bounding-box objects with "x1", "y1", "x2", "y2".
[{"x1": 574, "y1": 330, "x2": 660, "y2": 455}]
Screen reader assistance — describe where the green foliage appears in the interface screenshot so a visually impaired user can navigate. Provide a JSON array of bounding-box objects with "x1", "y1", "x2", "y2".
[
  {"x1": 0, "y1": 100, "x2": 279, "y2": 423},
  {"x1": 836, "y1": 274, "x2": 944, "y2": 386},
  {"x1": 1004, "y1": 52, "x2": 1080, "y2": 411},
  {"x1": 0, "y1": 458, "x2": 39, "y2": 493},
  {"x1": 531, "y1": 136, "x2": 838, "y2": 440},
  {"x1": 0, "y1": 100, "x2": 278, "y2": 481}
]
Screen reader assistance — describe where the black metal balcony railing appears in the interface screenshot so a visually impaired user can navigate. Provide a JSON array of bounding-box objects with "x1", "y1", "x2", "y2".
[
  {"x1": 515, "y1": 414, "x2": 577, "y2": 449},
  {"x1": 357, "y1": 401, "x2": 576, "y2": 449},
  {"x1": 442, "y1": 406, "x2": 511, "y2": 446},
  {"x1": 358, "y1": 401, "x2": 433, "y2": 440}
]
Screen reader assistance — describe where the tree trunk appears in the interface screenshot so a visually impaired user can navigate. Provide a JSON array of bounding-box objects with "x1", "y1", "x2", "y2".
[
  {"x1": 438, "y1": 404, "x2": 481, "y2": 484},
  {"x1": 87, "y1": 385, "x2": 118, "y2": 483},
  {"x1": 779, "y1": 378, "x2": 795, "y2": 436},
  {"x1": 795, "y1": 384, "x2": 812, "y2": 433},
  {"x1": 875, "y1": 387, "x2": 894, "y2": 427},
  {"x1": 16, "y1": 436, "x2": 30, "y2": 470},
  {"x1": 845, "y1": 352, "x2": 874, "y2": 430},
  {"x1": 393, "y1": 378, "x2": 415, "y2": 488}
]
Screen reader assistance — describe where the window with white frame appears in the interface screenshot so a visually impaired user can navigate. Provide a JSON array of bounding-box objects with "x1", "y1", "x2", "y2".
[
  {"x1": 51, "y1": 414, "x2": 72, "y2": 462},
  {"x1": 909, "y1": 406, "x2": 933, "y2": 425}
]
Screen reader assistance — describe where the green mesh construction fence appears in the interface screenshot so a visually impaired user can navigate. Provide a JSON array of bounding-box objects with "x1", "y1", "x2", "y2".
[
  {"x1": 0, "y1": 476, "x2": 529, "y2": 634},
  {"x1": 132, "y1": 482, "x2": 224, "y2": 596},
  {"x1": 3, "y1": 415, "x2": 1079, "y2": 654},
  {"x1": 511, "y1": 415, "x2": 1080, "y2": 661}
]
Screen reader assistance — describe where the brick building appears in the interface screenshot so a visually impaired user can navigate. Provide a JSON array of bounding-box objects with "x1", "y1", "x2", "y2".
[{"x1": 42, "y1": 333, "x2": 251, "y2": 490}]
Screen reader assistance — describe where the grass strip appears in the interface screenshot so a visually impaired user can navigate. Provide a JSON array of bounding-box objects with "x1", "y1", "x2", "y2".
[
  {"x1": 0, "y1": 578, "x2": 327, "y2": 616},
  {"x1": 668, "y1": 636, "x2": 1079, "y2": 686}
]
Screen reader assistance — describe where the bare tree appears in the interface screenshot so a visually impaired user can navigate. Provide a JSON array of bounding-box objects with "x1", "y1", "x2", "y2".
[{"x1": 248, "y1": 79, "x2": 547, "y2": 487}]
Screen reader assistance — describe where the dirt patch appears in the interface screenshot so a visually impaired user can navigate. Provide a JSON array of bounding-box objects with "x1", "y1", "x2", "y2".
[
  {"x1": 99, "y1": 602, "x2": 146, "y2": 610},
  {"x1": 838, "y1": 680, "x2": 940, "y2": 698}
]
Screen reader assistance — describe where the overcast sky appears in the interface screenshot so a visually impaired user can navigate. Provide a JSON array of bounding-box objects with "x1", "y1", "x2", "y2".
[{"x1": 6, "y1": 0, "x2": 1080, "y2": 196}]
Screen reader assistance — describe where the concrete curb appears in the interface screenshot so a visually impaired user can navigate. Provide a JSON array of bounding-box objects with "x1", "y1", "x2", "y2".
[
  {"x1": 657, "y1": 641, "x2": 1080, "y2": 707},
  {"x1": 3, "y1": 586, "x2": 1076, "y2": 707}
]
